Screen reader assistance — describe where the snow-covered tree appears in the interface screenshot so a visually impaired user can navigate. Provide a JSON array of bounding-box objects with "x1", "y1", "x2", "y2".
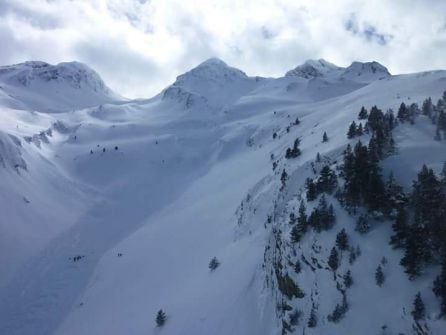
[
  {"x1": 308, "y1": 195, "x2": 335, "y2": 232},
  {"x1": 336, "y1": 229, "x2": 349, "y2": 251},
  {"x1": 343, "y1": 270, "x2": 353, "y2": 288},
  {"x1": 322, "y1": 131, "x2": 329, "y2": 142},
  {"x1": 347, "y1": 121, "x2": 357, "y2": 139},
  {"x1": 307, "y1": 307, "x2": 317, "y2": 328},
  {"x1": 358, "y1": 106, "x2": 368, "y2": 120},
  {"x1": 433, "y1": 251, "x2": 446, "y2": 316},
  {"x1": 280, "y1": 169, "x2": 288, "y2": 190},
  {"x1": 422, "y1": 97, "x2": 434, "y2": 117},
  {"x1": 375, "y1": 265, "x2": 385, "y2": 286},
  {"x1": 397, "y1": 102, "x2": 409, "y2": 122},
  {"x1": 305, "y1": 178, "x2": 317, "y2": 201},
  {"x1": 411, "y1": 292, "x2": 425, "y2": 321},
  {"x1": 317, "y1": 165, "x2": 337, "y2": 194},
  {"x1": 156, "y1": 309, "x2": 167, "y2": 327},
  {"x1": 400, "y1": 226, "x2": 424, "y2": 279},
  {"x1": 390, "y1": 208, "x2": 408, "y2": 248},
  {"x1": 209, "y1": 257, "x2": 220, "y2": 271},
  {"x1": 285, "y1": 138, "x2": 301, "y2": 159},
  {"x1": 328, "y1": 247, "x2": 339, "y2": 272}
]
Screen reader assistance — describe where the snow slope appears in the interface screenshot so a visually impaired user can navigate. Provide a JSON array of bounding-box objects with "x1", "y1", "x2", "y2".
[{"x1": 0, "y1": 58, "x2": 445, "y2": 335}]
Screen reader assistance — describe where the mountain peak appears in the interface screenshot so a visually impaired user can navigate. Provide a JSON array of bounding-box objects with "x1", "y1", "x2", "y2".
[
  {"x1": 342, "y1": 61, "x2": 390, "y2": 82},
  {"x1": 285, "y1": 59, "x2": 341, "y2": 78},
  {"x1": 0, "y1": 61, "x2": 111, "y2": 92},
  {"x1": 176, "y1": 57, "x2": 248, "y2": 83},
  {"x1": 197, "y1": 57, "x2": 229, "y2": 68},
  {"x1": 346, "y1": 61, "x2": 390, "y2": 73},
  {"x1": 164, "y1": 58, "x2": 258, "y2": 110},
  {"x1": 0, "y1": 61, "x2": 120, "y2": 112}
]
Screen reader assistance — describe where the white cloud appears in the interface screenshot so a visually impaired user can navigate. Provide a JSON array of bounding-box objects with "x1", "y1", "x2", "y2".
[{"x1": 0, "y1": 0, "x2": 446, "y2": 98}]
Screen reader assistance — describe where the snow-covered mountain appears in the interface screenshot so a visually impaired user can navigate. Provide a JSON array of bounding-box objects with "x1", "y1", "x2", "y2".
[
  {"x1": 0, "y1": 58, "x2": 445, "y2": 335},
  {"x1": 285, "y1": 59, "x2": 342, "y2": 78},
  {"x1": 162, "y1": 57, "x2": 264, "y2": 110},
  {"x1": 285, "y1": 58, "x2": 390, "y2": 83},
  {"x1": 0, "y1": 61, "x2": 122, "y2": 112}
]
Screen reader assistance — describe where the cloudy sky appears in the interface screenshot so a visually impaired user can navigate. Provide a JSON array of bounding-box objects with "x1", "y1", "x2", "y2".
[{"x1": 1, "y1": 0, "x2": 446, "y2": 98}]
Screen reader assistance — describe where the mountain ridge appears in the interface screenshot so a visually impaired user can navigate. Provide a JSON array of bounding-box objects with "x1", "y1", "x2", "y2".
[{"x1": 0, "y1": 57, "x2": 445, "y2": 335}]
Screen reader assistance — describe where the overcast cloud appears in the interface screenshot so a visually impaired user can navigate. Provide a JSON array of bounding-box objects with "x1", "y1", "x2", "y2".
[{"x1": 1, "y1": 0, "x2": 446, "y2": 98}]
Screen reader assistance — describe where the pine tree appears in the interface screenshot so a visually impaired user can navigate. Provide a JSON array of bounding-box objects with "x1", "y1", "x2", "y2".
[
  {"x1": 400, "y1": 226, "x2": 424, "y2": 279},
  {"x1": 343, "y1": 140, "x2": 382, "y2": 208},
  {"x1": 322, "y1": 131, "x2": 329, "y2": 142},
  {"x1": 390, "y1": 208, "x2": 409, "y2": 248},
  {"x1": 385, "y1": 173, "x2": 406, "y2": 214},
  {"x1": 306, "y1": 178, "x2": 317, "y2": 201},
  {"x1": 364, "y1": 142, "x2": 386, "y2": 211},
  {"x1": 435, "y1": 128, "x2": 442, "y2": 141},
  {"x1": 411, "y1": 292, "x2": 425, "y2": 320},
  {"x1": 309, "y1": 195, "x2": 335, "y2": 231},
  {"x1": 357, "y1": 123, "x2": 364, "y2": 136},
  {"x1": 358, "y1": 106, "x2": 368, "y2": 120},
  {"x1": 328, "y1": 247, "x2": 339, "y2": 272},
  {"x1": 438, "y1": 110, "x2": 446, "y2": 132},
  {"x1": 433, "y1": 251, "x2": 446, "y2": 316},
  {"x1": 412, "y1": 165, "x2": 445, "y2": 259},
  {"x1": 317, "y1": 165, "x2": 337, "y2": 194},
  {"x1": 156, "y1": 309, "x2": 167, "y2": 327},
  {"x1": 342, "y1": 144, "x2": 360, "y2": 207},
  {"x1": 289, "y1": 212, "x2": 296, "y2": 225},
  {"x1": 291, "y1": 222, "x2": 306, "y2": 243},
  {"x1": 367, "y1": 106, "x2": 385, "y2": 133},
  {"x1": 388, "y1": 133, "x2": 396, "y2": 154},
  {"x1": 348, "y1": 121, "x2": 357, "y2": 139},
  {"x1": 438, "y1": 98, "x2": 446, "y2": 111},
  {"x1": 295, "y1": 117, "x2": 300, "y2": 125},
  {"x1": 408, "y1": 103, "x2": 419, "y2": 124},
  {"x1": 289, "y1": 309, "x2": 302, "y2": 327},
  {"x1": 328, "y1": 295, "x2": 349, "y2": 323},
  {"x1": 294, "y1": 260, "x2": 301, "y2": 274},
  {"x1": 328, "y1": 204, "x2": 335, "y2": 226},
  {"x1": 307, "y1": 307, "x2": 317, "y2": 328},
  {"x1": 375, "y1": 265, "x2": 385, "y2": 286},
  {"x1": 397, "y1": 102, "x2": 409, "y2": 122},
  {"x1": 292, "y1": 138, "x2": 301, "y2": 155},
  {"x1": 422, "y1": 97, "x2": 434, "y2": 117},
  {"x1": 280, "y1": 169, "x2": 288, "y2": 190},
  {"x1": 285, "y1": 138, "x2": 301, "y2": 158},
  {"x1": 297, "y1": 200, "x2": 307, "y2": 227},
  {"x1": 209, "y1": 257, "x2": 220, "y2": 271},
  {"x1": 348, "y1": 247, "x2": 357, "y2": 265},
  {"x1": 344, "y1": 270, "x2": 353, "y2": 288},
  {"x1": 355, "y1": 215, "x2": 370, "y2": 234},
  {"x1": 336, "y1": 229, "x2": 349, "y2": 251},
  {"x1": 441, "y1": 161, "x2": 446, "y2": 181}
]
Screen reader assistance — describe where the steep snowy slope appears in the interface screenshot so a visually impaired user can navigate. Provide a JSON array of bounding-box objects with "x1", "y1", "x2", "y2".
[
  {"x1": 0, "y1": 58, "x2": 445, "y2": 335},
  {"x1": 0, "y1": 61, "x2": 122, "y2": 112}
]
